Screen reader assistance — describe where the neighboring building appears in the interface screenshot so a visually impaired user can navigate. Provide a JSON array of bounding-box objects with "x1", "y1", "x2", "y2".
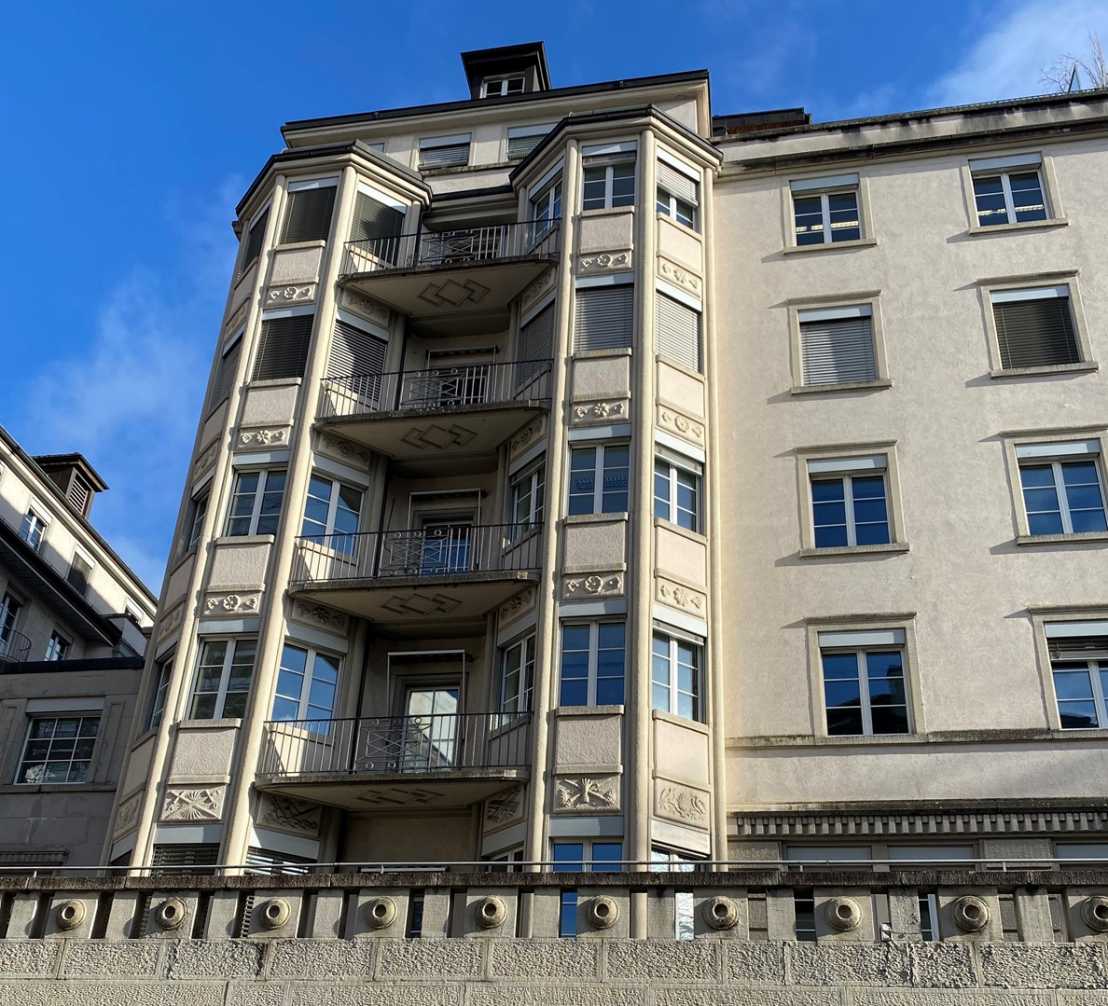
[
  {"x1": 0, "y1": 426, "x2": 156, "y2": 867},
  {"x1": 104, "y1": 39, "x2": 1108, "y2": 903}
]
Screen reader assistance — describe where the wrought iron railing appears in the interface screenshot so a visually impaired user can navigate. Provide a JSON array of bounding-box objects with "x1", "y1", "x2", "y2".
[
  {"x1": 0, "y1": 629, "x2": 31, "y2": 664},
  {"x1": 291, "y1": 523, "x2": 542, "y2": 585},
  {"x1": 340, "y1": 218, "x2": 560, "y2": 277},
  {"x1": 259, "y1": 711, "x2": 531, "y2": 780},
  {"x1": 319, "y1": 359, "x2": 552, "y2": 420}
]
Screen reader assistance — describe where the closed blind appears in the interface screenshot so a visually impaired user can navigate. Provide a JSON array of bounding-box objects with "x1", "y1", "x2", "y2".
[
  {"x1": 281, "y1": 187, "x2": 335, "y2": 243},
  {"x1": 574, "y1": 286, "x2": 633, "y2": 352},
  {"x1": 352, "y1": 192, "x2": 404, "y2": 244},
  {"x1": 66, "y1": 474, "x2": 91, "y2": 516},
  {"x1": 254, "y1": 315, "x2": 313, "y2": 381},
  {"x1": 152, "y1": 843, "x2": 219, "y2": 869},
  {"x1": 419, "y1": 143, "x2": 469, "y2": 168},
  {"x1": 245, "y1": 847, "x2": 313, "y2": 876},
  {"x1": 800, "y1": 316, "x2": 876, "y2": 385},
  {"x1": 67, "y1": 554, "x2": 92, "y2": 597},
  {"x1": 994, "y1": 297, "x2": 1079, "y2": 369},
  {"x1": 1049, "y1": 635, "x2": 1108, "y2": 660},
  {"x1": 210, "y1": 339, "x2": 242, "y2": 408},
  {"x1": 655, "y1": 293, "x2": 701, "y2": 372},
  {"x1": 327, "y1": 319, "x2": 387, "y2": 379},
  {"x1": 241, "y1": 209, "x2": 269, "y2": 272},
  {"x1": 517, "y1": 304, "x2": 555, "y2": 387},
  {"x1": 508, "y1": 134, "x2": 544, "y2": 160},
  {"x1": 657, "y1": 161, "x2": 697, "y2": 204}
]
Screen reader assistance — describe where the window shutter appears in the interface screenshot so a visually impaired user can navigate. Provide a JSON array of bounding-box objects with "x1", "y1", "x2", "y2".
[
  {"x1": 519, "y1": 304, "x2": 554, "y2": 361},
  {"x1": 352, "y1": 192, "x2": 405, "y2": 243},
  {"x1": 67, "y1": 555, "x2": 92, "y2": 597},
  {"x1": 994, "y1": 298, "x2": 1079, "y2": 368},
  {"x1": 327, "y1": 319, "x2": 387, "y2": 379},
  {"x1": 241, "y1": 208, "x2": 268, "y2": 270},
  {"x1": 1049, "y1": 635, "x2": 1108, "y2": 660},
  {"x1": 800, "y1": 315, "x2": 877, "y2": 385},
  {"x1": 508, "y1": 134, "x2": 545, "y2": 160},
  {"x1": 66, "y1": 474, "x2": 91, "y2": 516},
  {"x1": 419, "y1": 139, "x2": 470, "y2": 168},
  {"x1": 574, "y1": 286, "x2": 633, "y2": 352},
  {"x1": 282, "y1": 187, "x2": 336, "y2": 243},
  {"x1": 211, "y1": 339, "x2": 242, "y2": 408},
  {"x1": 657, "y1": 162, "x2": 697, "y2": 204},
  {"x1": 245, "y1": 847, "x2": 312, "y2": 875},
  {"x1": 655, "y1": 293, "x2": 701, "y2": 372},
  {"x1": 254, "y1": 315, "x2": 313, "y2": 381},
  {"x1": 152, "y1": 843, "x2": 220, "y2": 869}
]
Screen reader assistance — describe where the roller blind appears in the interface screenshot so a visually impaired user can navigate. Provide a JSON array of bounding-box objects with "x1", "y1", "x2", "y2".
[
  {"x1": 993, "y1": 295, "x2": 1079, "y2": 369},
  {"x1": 517, "y1": 304, "x2": 555, "y2": 386},
  {"x1": 210, "y1": 338, "x2": 242, "y2": 408},
  {"x1": 352, "y1": 192, "x2": 404, "y2": 244},
  {"x1": 152, "y1": 843, "x2": 219, "y2": 868},
  {"x1": 327, "y1": 319, "x2": 388, "y2": 379},
  {"x1": 574, "y1": 286, "x2": 633, "y2": 352},
  {"x1": 419, "y1": 134, "x2": 471, "y2": 168},
  {"x1": 1048, "y1": 635, "x2": 1108, "y2": 660},
  {"x1": 241, "y1": 209, "x2": 269, "y2": 271},
  {"x1": 657, "y1": 161, "x2": 697, "y2": 204},
  {"x1": 800, "y1": 311, "x2": 876, "y2": 385},
  {"x1": 253, "y1": 314, "x2": 313, "y2": 381},
  {"x1": 655, "y1": 292, "x2": 701, "y2": 372},
  {"x1": 281, "y1": 187, "x2": 335, "y2": 243}
]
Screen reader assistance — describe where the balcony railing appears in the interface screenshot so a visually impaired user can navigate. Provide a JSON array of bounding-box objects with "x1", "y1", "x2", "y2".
[
  {"x1": 340, "y1": 219, "x2": 560, "y2": 277},
  {"x1": 259, "y1": 712, "x2": 531, "y2": 780},
  {"x1": 0, "y1": 630, "x2": 31, "y2": 664},
  {"x1": 319, "y1": 359, "x2": 552, "y2": 421},
  {"x1": 291, "y1": 523, "x2": 542, "y2": 586}
]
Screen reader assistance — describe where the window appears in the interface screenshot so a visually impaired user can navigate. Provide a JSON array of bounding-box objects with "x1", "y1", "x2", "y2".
[
  {"x1": 574, "y1": 285, "x2": 633, "y2": 352},
  {"x1": 44, "y1": 631, "x2": 70, "y2": 661},
  {"x1": 529, "y1": 175, "x2": 562, "y2": 239},
  {"x1": 655, "y1": 292, "x2": 701, "y2": 372},
  {"x1": 793, "y1": 889, "x2": 817, "y2": 941},
  {"x1": 483, "y1": 847, "x2": 525, "y2": 872},
  {"x1": 240, "y1": 207, "x2": 269, "y2": 274},
  {"x1": 351, "y1": 189, "x2": 405, "y2": 246},
  {"x1": 509, "y1": 461, "x2": 545, "y2": 542},
  {"x1": 553, "y1": 840, "x2": 623, "y2": 936},
  {"x1": 990, "y1": 285, "x2": 1081, "y2": 370},
  {"x1": 253, "y1": 312, "x2": 314, "y2": 380},
  {"x1": 808, "y1": 454, "x2": 891, "y2": 548},
  {"x1": 509, "y1": 123, "x2": 554, "y2": 160},
  {"x1": 271, "y1": 643, "x2": 340, "y2": 724},
  {"x1": 654, "y1": 455, "x2": 701, "y2": 531},
  {"x1": 281, "y1": 181, "x2": 336, "y2": 243},
  {"x1": 67, "y1": 552, "x2": 93, "y2": 598},
  {"x1": 919, "y1": 894, "x2": 940, "y2": 941},
  {"x1": 226, "y1": 469, "x2": 287, "y2": 536},
  {"x1": 19, "y1": 508, "x2": 47, "y2": 551},
  {"x1": 517, "y1": 305, "x2": 554, "y2": 387},
  {"x1": 148, "y1": 653, "x2": 173, "y2": 730},
  {"x1": 568, "y1": 444, "x2": 629, "y2": 515},
  {"x1": 819, "y1": 628, "x2": 910, "y2": 736},
  {"x1": 190, "y1": 638, "x2": 257, "y2": 719},
  {"x1": 301, "y1": 474, "x2": 362, "y2": 553},
  {"x1": 327, "y1": 316, "x2": 387, "y2": 383},
  {"x1": 483, "y1": 74, "x2": 526, "y2": 97},
  {"x1": 1017, "y1": 442, "x2": 1106, "y2": 536},
  {"x1": 184, "y1": 491, "x2": 209, "y2": 555},
  {"x1": 1046, "y1": 626, "x2": 1108, "y2": 729},
  {"x1": 559, "y1": 621, "x2": 625, "y2": 706},
  {"x1": 651, "y1": 630, "x2": 703, "y2": 721},
  {"x1": 582, "y1": 159, "x2": 635, "y2": 210},
  {"x1": 152, "y1": 843, "x2": 219, "y2": 871},
  {"x1": 791, "y1": 174, "x2": 861, "y2": 245},
  {"x1": 0, "y1": 592, "x2": 24, "y2": 659},
  {"x1": 650, "y1": 847, "x2": 702, "y2": 940},
  {"x1": 970, "y1": 153, "x2": 1048, "y2": 226},
  {"x1": 208, "y1": 331, "x2": 242, "y2": 411},
  {"x1": 419, "y1": 133, "x2": 471, "y2": 169},
  {"x1": 15, "y1": 716, "x2": 99, "y2": 784},
  {"x1": 499, "y1": 634, "x2": 536, "y2": 716},
  {"x1": 797, "y1": 304, "x2": 878, "y2": 387},
  {"x1": 656, "y1": 159, "x2": 698, "y2": 229}
]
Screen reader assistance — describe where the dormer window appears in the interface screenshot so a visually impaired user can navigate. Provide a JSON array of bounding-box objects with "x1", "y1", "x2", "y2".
[{"x1": 482, "y1": 74, "x2": 526, "y2": 98}]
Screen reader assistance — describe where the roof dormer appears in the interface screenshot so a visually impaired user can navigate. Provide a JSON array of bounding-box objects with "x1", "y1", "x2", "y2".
[{"x1": 461, "y1": 41, "x2": 551, "y2": 100}]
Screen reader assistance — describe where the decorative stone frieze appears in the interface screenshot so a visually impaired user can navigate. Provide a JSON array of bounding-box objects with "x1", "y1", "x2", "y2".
[
  {"x1": 571, "y1": 400, "x2": 628, "y2": 425},
  {"x1": 518, "y1": 267, "x2": 556, "y2": 312},
  {"x1": 655, "y1": 577, "x2": 707, "y2": 617},
  {"x1": 655, "y1": 781, "x2": 710, "y2": 828},
  {"x1": 510, "y1": 416, "x2": 546, "y2": 457},
  {"x1": 315, "y1": 432, "x2": 373, "y2": 468},
  {"x1": 658, "y1": 256, "x2": 703, "y2": 297},
  {"x1": 203, "y1": 592, "x2": 261, "y2": 616},
  {"x1": 161, "y1": 786, "x2": 223, "y2": 822},
  {"x1": 157, "y1": 601, "x2": 186, "y2": 638},
  {"x1": 256, "y1": 793, "x2": 321, "y2": 837},
  {"x1": 290, "y1": 600, "x2": 349, "y2": 635},
  {"x1": 484, "y1": 788, "x2": 525, "y2": 831},
  {"x1": 341, "y1": 288, "x2": 391, "y2": 326},
  {"x1": 265, "y1": 283, "x2": 316, "y2": 306},
  {"x1": 554, "y1": 775, "x2": 620, "y2": 812},
  {"x1": 498, "y1": 588, "x2": 536, "y2": 626},
  {"x1": 237, "y1": 427, "x2": 289, "y2": 449},
  {"x1": 657, "y1": 404, "x2": 705, "y2": 445},
  {"x1": 578, "y1": 250, "x2": 632, "y2": 274},
  {"x1": 564, "y1": 572, "x2": 624, "y2": 599},
  {"x1": 192, "y1": 441, "x2": 218, "y2": 482},
  {"x1": 223, "y1": 298, "x2": 249, "y2": 337},
  {"x1": 113, "y1": 792, "x2": 141, "y2": 836}
]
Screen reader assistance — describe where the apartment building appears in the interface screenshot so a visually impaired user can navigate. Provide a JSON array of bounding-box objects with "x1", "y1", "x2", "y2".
[
  {"x1": 105, "y1": 41, "x2": 1108, "y2": 896},
  {"x1": 0, "y1": 426, "x2": 155, "y2": 866}
]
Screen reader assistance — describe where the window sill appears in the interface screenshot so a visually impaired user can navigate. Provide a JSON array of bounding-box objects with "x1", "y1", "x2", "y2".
[
  {"x1": 798, "y1": 542, "x2": 909, "y2": 559},
  {"x1": 654, "y1": 211, "x2": 702, "y2": 240},
  {"x1": 791, "y1": 378, "x2": 892, "y2": 396},
  {"x1": 273, "y1": 239, "x2": 327, "y2": 253},
  {"x1": 728, "y1": 727, "x2": 1108, "y2": 749},
  {"x1": 563, "y1": 513, "x2": 629, "y2": 526},
  {"x1": 556, "y1": 704, "x2": 625, "y2": 717},
  {"x1": 579, "y1": 206, "x2": 635, "y2": 219},
  {"x1": 1015, "y1": 532, "x2": 1108, "y2": 546},
  {"x1": 782, "y1": 237, "x2": 877, "y2": 255},
  {"x1": 651, "y1": 708, "x2": 709, "y2": 734},
  {"x1": 967, "y1": 218, "x2": 1069, "y2": 236},
  {"x1": 573, "y1": 347, "x2": 633, "y2": 361},
  {"x1": 247, "y1": 377, "x2": 304, "y2": 389},
  {"x1": 176, "y1": 718, "x2": 243, "y2": 730},
  {"x1": 989, "y1": 362, "x2": 1098, "y2": 379},
  {"x1": 653, "y1": 517, "x2": 707, "y2": 544},
  {"x1": 0, "y1": 783, "x2": 117, "y2": 795},
  {"x1": 212, "y1": 534, "x2": 276, "y2": 547}
]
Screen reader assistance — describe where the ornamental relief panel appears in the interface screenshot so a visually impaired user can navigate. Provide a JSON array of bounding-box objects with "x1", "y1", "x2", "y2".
[
  {"x1": 657, "y1": 256, "x2": 703, "y2": 297},
  {"x1": 161, "y1": 786, "x2": 224, "y2": 822},
  {"x1": 577, "y1": 250, "x2": 632, "y2": 275},
  {"x1": 113, "y1": 793, "x2": 141, "y2": 837},
  {"x1": 563, "y1": 572, "x2": 624, "y2": 600},
  {"x1": 554, "y1": 775, "x2": 620, "y2": 813},
  {"x1": 654, "y1": 780, "x2": 709, "y2": 829},
  {"x1": 341, "y1": 288, "x2": 391, "y2": 327},
  {"x1": 510, "y1": 416, "x2": 546, "y2": 458},
  {"x1": 290, "y1": 599, "x2": 349, "y2": 634},
  {"x1": 657, "y1": 404, "x2": 705, "y2": 445},
  {"x1": 256, "y1": 793, "x2": 321, "y2": 837},
  {"x1": 518, "y1": 267, "x2": 556, "y2": 312},
  {"x1": 265, "y1": 283, "x2": 316, "y2": 306},
  {"x1": 655, "y1": 577, "x2": 707, "y2": 618},
  {"x1": 223, "y1": 298, "x2": 250, "y2": 338},
  {"x1": 203, "y1": 592, "x2": 261, "y2": 617},
  {"x1": 157, "y1": 601, "x2": 186, "y2": 639},
  {"x1": 571, "y1": 399, "x2": 628, "y2": 425},
  {"x1": 483, "y1": 787, "x2": 525, "y2": 832},
  {"x1": 499, "y1": 587, "x2": 536, "y2": 626},
  {"x1": 315, "y1": 432, "x2": 373, "y2": 469},
  {"x1": 236, "y1": 427, "x2": 289, "y2": 450},
  {"x1": 192, "y1": 441, "x2": 218, "y2": 482}
]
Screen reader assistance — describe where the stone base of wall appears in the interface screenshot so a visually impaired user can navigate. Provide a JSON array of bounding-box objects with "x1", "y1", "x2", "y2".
[{"x1": 2, "y1": 938, "x2": 1108, "y2": 1004}]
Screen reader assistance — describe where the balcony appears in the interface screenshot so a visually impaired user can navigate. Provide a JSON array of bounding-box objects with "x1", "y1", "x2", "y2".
[
  {"x1": 289, "y1": 523, "x2": 542, "y2": 623},
  {"x1": 257, "y1": 712, "x2": 530, "y2": 809},
  {"x1": 0, "y1": 629, "x2": 31, "y2": 665},
  {"x1": 339, "y1": 220, "x2": 559, "y2": 329},
  {"x1": 318, "y1": 359, "x2": 552, "y2": 460}
]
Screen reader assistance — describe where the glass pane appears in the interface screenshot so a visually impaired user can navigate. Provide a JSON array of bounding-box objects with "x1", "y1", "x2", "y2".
[
  {"x1": 559, "y1": 679, "x2": 588, "y2": 706},
  {"x1": 822, "y1": 652, "x2": 859, "y2": 680},
  {"x1": 1053, "y1": 669, "x2": 1094, "y2": 700},
  {"x1": 852, "y1": 497, "x2": 888, "y2": 524},
  {"x1": 825, "y1": 679, "x2": 862, "y2": 707},
  {"x1": 281, "y1": 644, "x2": 308, "y2": 674},
  {"x1": 871, "y1": 705, "x2": 909, "y2": 734},
  {"x1": 222, "y1": 692, "x2": 249, "y2": 719},
  {"x1": 1058, "y1": 701, "x2": 1100, "y2": 729},
  {"x1": 591, "y1": 842, "x2": 623, "y2": 870},
  {"x1": 826, "y1": 706, "x2": 865, "y2": 735},
  {"x1": 1028, "y1": 512, "x2": 1065, "y2": 535},
  {"x1": 652, "y1": 683, "x2": 671, "y2": 711},
  {"x1": 553, "y1": 842, "x2": 584, "y2": 872},
  {"x1": 595, "y1": 676, "x2": 625, "y2": 705},
  {"x1": 598, "y1": 623, "x2": 625, "y2": 649},
  {"x1": 1071, "y1": 509, "x2": 1108, "y2": 533},
  {"x1": 272, "y1": 696, "x2": 299, "y2": 721},
  {"x1": 1062, "y1": 462, "x2": 1099, "y2": 486},
  {"x1": 854, "y1": 521, "x2": 891, "y2": 545},
  {"x1": 1019, "y1": 465, "x2": 1055, "y2": 488}
]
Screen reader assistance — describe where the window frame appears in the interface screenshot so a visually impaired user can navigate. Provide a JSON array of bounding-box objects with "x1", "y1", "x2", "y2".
[
  {"x1": 45, "y1": 630, "x2": 70, "y2": 662},
  {"x1": 0, "y1": 591, "x2": 25, "y2": 656},
  {"x1": 529, "y1": 174, "x2": 562, "y2": 239},
  {"x1": 786, "y1": 173, "x2": 871, "y2": 250},
  {"x1": 15, "y1": 714, "x2": 101, "y2": 785},
  {"x1": 558, "y1": 620, "x2": 627, "y2": 708},
  {"x1": 567, "y1": 442, "x2": 630, "y2": 516},
  {"x1": 301, "y1": 472, "x2": 364, "y2": 551},
  {"x1": 271, "y1": 641, "x2": 342, "y2": 724},
  {"x1": 66, "y1": 549, "x2": 95, "y2": 598},
  {"x1": 225, "y1": 468, "x2": 288, "y2": 537},
  {"x1": 147, "y1": 651, "x2": 174, "y2": 731},
  {"x1": 498, "y1": 632, "x2": 536, "y2": 716},
  {"x1": 581, "y1": 157, "x2": 637, "y2": 211},
  {"x1": 279, "y1": 177, "x2": 338, "y2": 245},
  {"x1": 656, "y1": 188, "x2": 698, "y2": 231},
  {"x1": 962, "y1": 152, "x2": 1065, "y2": 232},
  {"x1": 788, "y1": 294, "x2": 890, "y2": 393},
  {"x1": 237, "y1": 202, "x2": 271, "y2": 277},
  {"x1": 418, "y1": 133, "x2": 472, "y2": 170},
  {"x1": 188, "y1": 637, "x2": 258, "y2": 721},
  {"x1": 19, "y1": 506, "x2": 49, "y2": 552},
  {"x1": 1031, "y1": 611, "x2": 1108, "y2": 732},
  {"x1": 651, "y1": 626, "x2": 705, "y2": 722},
  {"x1": 508, "y1": 457, "x2": 545, "y2": 529},
  {"x1": 980, "y1": 275, "x2": 1093, "y2": 376},
  {"x1": 481, "y1": 74, "x2": 526, "y2": 98},
  {"x1": 653, "y1": 451, "x2": 703, "y2": 533},
  {"x1": 184, "y1": 489, "x2": 209, "y2": 556}
]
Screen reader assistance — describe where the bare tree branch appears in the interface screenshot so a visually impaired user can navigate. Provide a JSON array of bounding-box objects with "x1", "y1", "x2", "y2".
[{"x1": 1041, "y1": 31, "x2": 1108, "y2": 91}]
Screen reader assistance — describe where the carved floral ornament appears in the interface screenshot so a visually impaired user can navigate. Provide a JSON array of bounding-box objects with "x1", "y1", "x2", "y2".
[
  {"x1": 657, "y1": 256, "x2": 702, "y2": 295},
  {"x1": 204, "y1": 593, "x2": 261, "y2": 615},
  {"x1": 555, "y1": 775, "x2": 619, "y2": 812},
  {"x1": 315, "y1": 432, "x2": 373, "y2": 468},
  {"x1": 657, "y1": 406, "x2": 705, "y2": 444},
  {"x1": 656, "y1": 578, "x2": 706, "y2": 615},
  {"x1": 510, "y1": 417, "x2": 545, "y2": 456},
  {"x1": 578, "y1": 250, "x2": 631, "y2": 274},
  {"x1": 565, "y1": 573, "x2": 623, "y2": 598},
  {"x1": 291, "y1": 599, "x2": 348, "y2": 633},
  {"x1": 162, "y1": 787, "x2": 223, "y2": 822},
  {"x1": 572, "y1": 400, "x2": 627, "y2": 424},
  {"x1": 484, "y1": 788, "x2": 524, "y2": 827},
  {"x1": 266, "y1": 284, "x2": 315, "y2": 305},
  {"x1": 238, "y1": 428, "x2": 289, "y2": 448},
  {"x1": 499, "y1": 588, "x2": 536, "y2": 625},
  {"x1": 656, "y1": 784, "x2": 709, "y2": 827},
  {"x1": 114, "y1": 794, "x2": 140, "y2": 836},
  {"x1": 342, "y1": 289, "x2": 390, "y2": 326}
]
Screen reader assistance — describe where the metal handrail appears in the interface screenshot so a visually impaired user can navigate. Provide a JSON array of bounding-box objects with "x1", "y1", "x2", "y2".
[
  {"x1": 319, "y1": 358, "x2": 552, "y2": 420},
  {"x1": 259, "y1": 711, "x2": 531, "y2": 780},
  {"x1": 341, "y1": 218, "x2": 560, "y2": 277},
  {"x1": 0, "y1": 629, "x2": 32, "y2": 663},
  {"x1": 291, "y1": 522, "x2": 543, "y2": 585}
]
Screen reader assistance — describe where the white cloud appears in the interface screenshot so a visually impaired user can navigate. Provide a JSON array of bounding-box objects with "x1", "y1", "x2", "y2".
[
  {"x1": 20, "y1": 178, "x2": 240, "y2": 594},
  {"x1": 929, "y1": 0, "x2": 1108, "y2": 106}
]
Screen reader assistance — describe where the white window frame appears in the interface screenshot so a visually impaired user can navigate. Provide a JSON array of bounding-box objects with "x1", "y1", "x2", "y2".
[
  {"x1": 301, "y1": 472, "x2": 363, "y2": 540},
  {"x1": 790, "y1": 174, "x2": 862, "y2": 246},
  {"x1": 189, "y1": 638, "x2": 257, "y2": 720},
  {"x1": 651, "y1": 627, "x2": 705, "y2": 722},
  {"x1": 817, "y1": 628, "x2": 911, "y2": 737},
  {"x1": 45, "y1": 631, "x2": 70, "y2": 662},
  {"x1": 19, "y1": 507, "x2": 49, "y2": 551},
  {"x1": 225, "y1": 468, "x2": 287, "y2": 537},
  {"x1": 1054, "y1": 656, "x2": 1108, "y2": 730},
  {"x1": 15, "y1": 714, "x2": 101, "y2": 785},
  {"x1": 1043, "y1": 622, "x2": 1108, "y2": 730},
  {"x1": 481, "y1": 74, "x2": 526, "y2": 97},
  {"x1": 0, "y1": 591, "x2": 24, "y2": 654},
  {"x1": 967, "y1": 153, "x2": 1051, "y2": 228},
  {"x1": 1012, "y1": 438, "x2": 1107, "y2": 538},
  {"x1": 1019, "y1": 458, "x2": 1106, "y2": 535},
  {"x1": 238, "y1": 201, "x2": 271, "y2": 276},
  {"x1": 272, "y1": 642, "x2": 341, "y2": 722},
  {"x1": 806, "y1": 454, "x2": 892, "y2": 549},
  {"x1": 184, "y1": 489, "x2": 209, "y2": 555},
  {"x1": 654, "y1": 453, "x2": 702, "y2": 532},
  {"x1": 530, "y1": 174, "x2": 562, "y2": 237},
  {"x1": 972, "y1": 167, "x2": 1047, "y2": 226},
  {"x1": 568, "y1": 442, "x2": 630, "y2": 516},
  {"x1": 498, "y1": 633, "x2": 536, "y2": 716},
  {"x1": 509, "y1": 458, "x2": 545, "y2": 527},
  {"x1": 147, "y1": 652, "x2": 173, "y2": 731},
  {"x1": 559, "y1": 620, "x2": 626, "y2": 707},
  {"x1": 582, "y1": 158, "x2": 636, "y2": 211}
]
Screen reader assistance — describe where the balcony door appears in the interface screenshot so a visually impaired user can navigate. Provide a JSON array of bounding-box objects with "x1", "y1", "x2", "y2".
[
  {"x1": 422, "y1": 349, "x2": 493, "y2": 410},
  {"x1": 402, "y1": 685, "x2": 460, "y2": 770},
  {"x1": 419, "y1": 516, "x2": 473, "y2": 575}
]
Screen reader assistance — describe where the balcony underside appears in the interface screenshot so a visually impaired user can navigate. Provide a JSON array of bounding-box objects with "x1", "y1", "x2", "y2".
[
  {"x1": 289, "y1": 570, "x2": 538, "y2": 623},
  {"x1": 256, "y1": 768, "x2": 528, "y2": 812},
  {"x1": 316, "y1": 402, "x2": 545, "y2": 461},
  {"x1": 340, "y1": 257, "x2": 554, "y2": 327}
]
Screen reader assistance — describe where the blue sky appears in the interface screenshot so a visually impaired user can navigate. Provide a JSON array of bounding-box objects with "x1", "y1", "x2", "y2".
[{"x1": 1, "y1": 0, "x2": 1104, "y2": 592}]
